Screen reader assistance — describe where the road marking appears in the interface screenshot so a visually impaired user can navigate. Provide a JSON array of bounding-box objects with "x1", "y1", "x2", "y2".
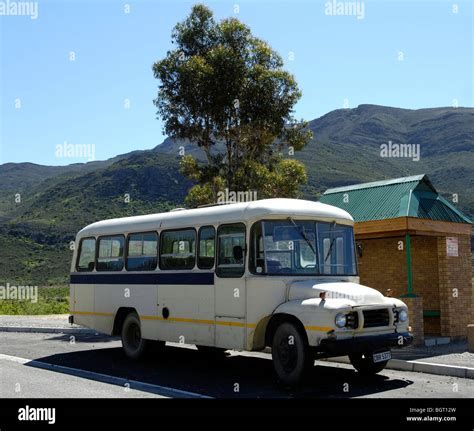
[{"x1": 0, "y1": 353, "x2": 212, "y2": 399}]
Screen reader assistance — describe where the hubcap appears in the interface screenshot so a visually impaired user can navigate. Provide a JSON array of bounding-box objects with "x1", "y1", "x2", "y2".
[{"x1": 126, "y1": 322, "x2": 141, "y2": 351}]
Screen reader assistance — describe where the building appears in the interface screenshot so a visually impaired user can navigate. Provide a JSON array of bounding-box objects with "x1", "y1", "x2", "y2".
[{"x1": 319, "y1": 174, "x2": 473, "y2": 343}]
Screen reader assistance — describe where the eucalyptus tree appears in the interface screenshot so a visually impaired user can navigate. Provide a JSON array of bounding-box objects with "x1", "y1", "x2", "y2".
[{"x1": 153, "y1": 4, "x2": 312, "y2": 207}]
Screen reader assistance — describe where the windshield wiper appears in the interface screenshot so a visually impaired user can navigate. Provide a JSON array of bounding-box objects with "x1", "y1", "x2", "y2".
[
  {"x1": 287, "y1": 217, "x2": 316, "y2": 254},
  {"x1": 324, "y1": 222, "x2": 336, "y2": 263}
]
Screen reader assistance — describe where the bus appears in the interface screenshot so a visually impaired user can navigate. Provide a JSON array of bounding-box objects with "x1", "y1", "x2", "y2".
[{"x1": 70, "y1": 198, "x2": 413, "y2": 385}]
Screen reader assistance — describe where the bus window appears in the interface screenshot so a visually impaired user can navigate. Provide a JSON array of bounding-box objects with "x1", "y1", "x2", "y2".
[
  {"x1": 76, "y1": 237, "x2": 96, "y2": 272},
  {"x1": 160, "y1": 229, "x2": 196, "y2": 270},
  {"x1": 250, "y1": 222, "x2": 265, "y2": 274},
  {"x1": 198, "y1": 226, "x2": 215, "y2": 269},
  {"x1": 262, "y1": 220, "x2": 316, "y2": 275},
  {"x1": 249, "y1": 220, "x2": 358, "y2": 276},
  {"x1": 317, "y1": 222, "x2": 356, "y2": 275},
  {"x1": 322, "y1": 237, "x2": 331, "y2": 274},
  {"x1": 97, "y1": 235, "x2": 124, "y2": 271},
  {"x1": 126, "y1": 232, "x2": 158, "y2": 271},
  {"x1": 216, "y1": 224, "x2": 245, "y2": 277}
]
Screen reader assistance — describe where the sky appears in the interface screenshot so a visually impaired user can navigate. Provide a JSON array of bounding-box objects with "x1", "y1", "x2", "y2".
[{"x1": 0, "y1": 0, "x2": 472, "y2": 165}]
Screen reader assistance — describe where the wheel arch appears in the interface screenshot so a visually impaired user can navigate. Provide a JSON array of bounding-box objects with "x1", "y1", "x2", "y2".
[
  {"x1": 112, "y1": 307, "x2": 138, "y2": 336},
  {"x1": 265, "y1": 313, "x2": 309, "y2": 348}
]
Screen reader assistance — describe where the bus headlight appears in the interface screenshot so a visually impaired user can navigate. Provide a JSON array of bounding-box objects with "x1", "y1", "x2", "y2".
[
  {"x1": 398, "y1": 309, "x2": 408, "y2": 322},
  {"x1": 335, "y1": 313, "x2": 347, "y2": 328}
]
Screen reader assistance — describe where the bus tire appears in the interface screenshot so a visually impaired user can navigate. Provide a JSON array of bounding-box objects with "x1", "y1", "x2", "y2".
[
  {"x1": 121, "y1": 312, "x2": 148, "y2": 360},
  {"x1": 348, "y1": 352, "x2": 388, "y2": 375},
  {"x1": 272, "y1": 322, "x2": 312, "y2": 386}
]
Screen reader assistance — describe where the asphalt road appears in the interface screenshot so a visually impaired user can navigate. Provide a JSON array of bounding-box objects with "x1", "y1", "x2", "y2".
[{"x1": 0, "y1": 332, "x2": 473, "y2": 398}]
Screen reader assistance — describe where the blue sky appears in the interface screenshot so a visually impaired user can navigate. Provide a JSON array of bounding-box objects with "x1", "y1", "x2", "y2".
[{"x1": 0, "y1": 0, "x2": 472, "y2": 165}]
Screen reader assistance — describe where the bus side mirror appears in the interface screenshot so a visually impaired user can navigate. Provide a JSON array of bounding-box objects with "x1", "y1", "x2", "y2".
[
  {"x1": 356, "y1": 243, "x2": 363, "y2": 258},
  {"x1": 233, "y1": 245, "x2": 244, "y2": 261}
]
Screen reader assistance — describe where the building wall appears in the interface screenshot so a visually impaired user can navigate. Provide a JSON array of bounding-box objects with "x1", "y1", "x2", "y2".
[
  {"x1": 437, "y1": 235, "x2": 473, "y2": 339},
  {"x1": 357, "y1": 233, "x2": 473, "y2": 338},
  {"x1": 410, "y1": 236, "x2": 441, "y2": 335},
  {"x1": 357, "y1": 236, "x2": 407, "y2": 298}
]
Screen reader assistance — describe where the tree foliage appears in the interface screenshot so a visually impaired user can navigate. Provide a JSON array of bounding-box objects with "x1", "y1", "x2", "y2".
[{"x1": 153, "y1": 4, "x2": 312, "y2": 207}]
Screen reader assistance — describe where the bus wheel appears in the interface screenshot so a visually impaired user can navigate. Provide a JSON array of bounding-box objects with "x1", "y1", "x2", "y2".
[
  {"x1": 196, "y1": 345, "x2": 227, "y2": 359},
  {"x1": 348, "y1": 352, "x2": 388, "y2": 375},
  {"x1": 272, "y1": 322, "x2": 312, "y2": 386},
  {"x1": 121, "y1": 312, "x2": 148, "y2": 360}
]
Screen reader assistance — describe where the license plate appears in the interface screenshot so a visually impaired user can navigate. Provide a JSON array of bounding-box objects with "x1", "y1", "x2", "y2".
[{"x1": 373, "y1": 351, "x2": 391, "y2": 363}]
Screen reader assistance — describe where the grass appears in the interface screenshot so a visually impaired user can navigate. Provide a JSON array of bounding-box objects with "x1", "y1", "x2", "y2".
[
  {"x1": 0, "y1": 286, "x2": 69, "y2": 315},
  {"x1": 0, "y1": 234, "x2": 72, "y2": 286}
]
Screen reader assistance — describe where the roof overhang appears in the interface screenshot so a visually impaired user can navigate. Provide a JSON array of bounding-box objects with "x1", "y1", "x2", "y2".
[{"x1": 354, "y1": 216, "x2": 472, "y2": 239}]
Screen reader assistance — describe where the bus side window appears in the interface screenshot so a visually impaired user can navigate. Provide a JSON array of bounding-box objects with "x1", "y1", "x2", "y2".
[
  {"x1": 159, "y1": 229, "x2": 196, "y2": 270},
  {"x1": 198, "y1": 226, "x2": 215, "y2": 269},
  {"x1": 97, "y1": 235, "x2": 125, "y2": 271},
  {"x1": 216, "y1": 223, "x2": 246, "y2": 278},
  {"x1": 77, "y1": 237, "x2": 96, "y2": 272},
  {"x1": 126, "y1": 232, "x2": 158, "y2": 271}
]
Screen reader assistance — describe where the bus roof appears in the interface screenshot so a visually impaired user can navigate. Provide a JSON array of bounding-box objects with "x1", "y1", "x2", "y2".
[{"x1": 77, "y1": 198, "x2": 353, "y2": 237}]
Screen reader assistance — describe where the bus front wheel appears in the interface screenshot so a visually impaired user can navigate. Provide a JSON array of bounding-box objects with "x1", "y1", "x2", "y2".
[
  {"x1": 271, "y1": 322, "x2": 313, "y2": 386},
  {"x1": 348, "y1": 352, "x2": 388, "y2": 375},
  {"x1": 121, "y1": 312, "x2": 148, "y2": 360}
]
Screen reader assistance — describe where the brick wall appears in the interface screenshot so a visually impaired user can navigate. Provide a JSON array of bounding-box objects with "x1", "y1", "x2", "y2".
[
  {"x1": 357, "y1": 233, "x2": 473, "y2": 338},
  {"x1": 357, "y1": 236, "x2": 407, "y2": 298},
  {"x1": 437, "y1": 234, "x2": 473, "y2": 338},
  {"x1": 410, "y1": 236, "x2": 440, "y2": 335},
  {"x1": 403, "y1": 296, "x2": 424, "y2": 345}
]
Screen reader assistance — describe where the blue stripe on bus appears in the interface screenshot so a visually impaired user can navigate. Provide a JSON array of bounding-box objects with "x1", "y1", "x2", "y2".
[{"x1": 70, "y1": 272, "x2": 214, "y2": 285}]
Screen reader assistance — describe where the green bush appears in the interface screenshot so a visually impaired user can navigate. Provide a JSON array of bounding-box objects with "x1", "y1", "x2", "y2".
[{"x1": 0, "y1": 286, "x2": 69, "y2": 315}]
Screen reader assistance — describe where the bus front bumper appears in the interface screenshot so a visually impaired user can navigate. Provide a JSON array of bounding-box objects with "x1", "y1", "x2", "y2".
[{"x1": 317, "y1": 331, "x2": 413, "y2": 356}]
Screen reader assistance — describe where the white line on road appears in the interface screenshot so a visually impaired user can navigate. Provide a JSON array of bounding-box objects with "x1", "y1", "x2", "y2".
[{"x1": 0, "y1": 353, "x2": 212, "y2": 399}]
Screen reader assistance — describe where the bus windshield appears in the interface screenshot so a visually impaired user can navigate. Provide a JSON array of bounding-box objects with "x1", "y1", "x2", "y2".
[{"x1": 251, "y1": 219, "x2": 357, "y2": 276}]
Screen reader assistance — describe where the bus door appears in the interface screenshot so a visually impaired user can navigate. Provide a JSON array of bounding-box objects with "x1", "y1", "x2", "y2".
[{"x1": 214, "y1": 223, "x2": 247, "y2": 349}]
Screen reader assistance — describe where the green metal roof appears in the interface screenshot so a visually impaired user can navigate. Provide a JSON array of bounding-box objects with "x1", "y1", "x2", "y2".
[{"x1": 319, "y1": 174, "x2": 472, "y2": 224}]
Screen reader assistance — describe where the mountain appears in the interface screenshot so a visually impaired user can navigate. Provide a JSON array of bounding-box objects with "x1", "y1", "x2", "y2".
[
  {"x1": 1, "y1": 104, "x2": 472, "y2": 285},
  {"x1": 153, "y1": 105, "x2": 474, "y2": 218},
  {"x1": 0, "y1": 151, "x2": 143, "y2": 218},
  {"x1": 300, "y1": 105, "x2": 474, "y2": 207}
]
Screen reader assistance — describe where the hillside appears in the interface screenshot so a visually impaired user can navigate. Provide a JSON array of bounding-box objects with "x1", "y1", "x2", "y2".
[
  {"x1": 1, "y1": 104, "x2": 472, "y2": 286},
  {"x1": 0, "y1": 151, "x2": 142, "y2": 218},
  {"x1": 301, "y1": 106, "x2": 474, "y2": 215},
  {"x1": 155, "y1": 105, "x2": 474, "y2": 219}
]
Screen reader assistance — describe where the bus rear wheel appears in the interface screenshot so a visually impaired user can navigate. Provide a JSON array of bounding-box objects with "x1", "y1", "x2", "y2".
[
  {"x1": 121, "y1": 312, "x2": 148, "y2": 360},
  {"x1": 271, "y1": 322, "x2": 312, "y2": 386},
  {"x1": 348, "y1": 352, "x2": 388, "y2": 375}
]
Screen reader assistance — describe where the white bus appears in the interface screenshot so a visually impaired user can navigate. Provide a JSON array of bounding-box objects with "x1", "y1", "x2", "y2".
[{"x1": 70, "y1": 198, "x2": 413, "y2": 385}]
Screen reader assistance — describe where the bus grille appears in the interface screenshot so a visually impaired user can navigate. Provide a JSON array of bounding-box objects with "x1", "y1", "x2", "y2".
[{"x1": 363, "y1": 309, "x2": 390, "y2": 328}]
